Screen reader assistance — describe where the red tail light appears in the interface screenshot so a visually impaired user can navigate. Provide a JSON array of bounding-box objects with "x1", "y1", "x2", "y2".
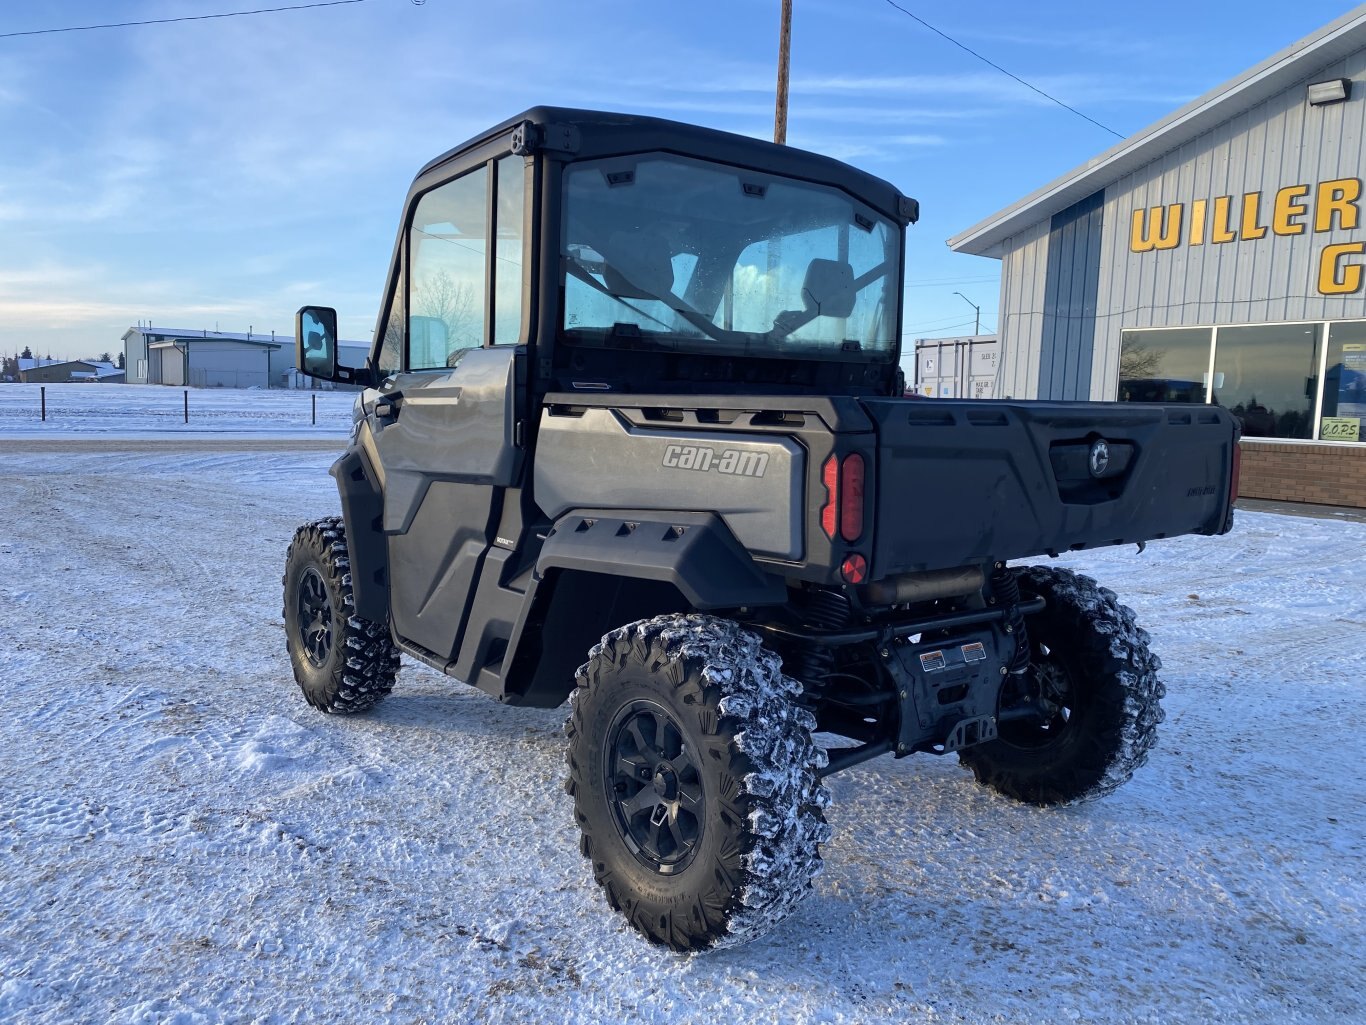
[
  {"x1": 840, "y1": 453, "x2": 864, "y2": 542},
  {"x1": 820, "y1": 455, "x2": 839, "y2": 539},
  {"x1": 821, "y1": 452, "x2": 867, "y2": 543}
]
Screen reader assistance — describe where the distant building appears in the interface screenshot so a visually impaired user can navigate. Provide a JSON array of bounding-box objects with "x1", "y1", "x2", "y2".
[
  {"x1": 12, "y1": 356, "x2": 62, "y2": 381},
  {"x1": 123, "y1": 327, "x2": 289, "y2": 389},
  {"x1": 910, "y1": 335, "x2": 1000, "y2": 398},
  {"x1": 18, "y1": 358, "x2": 124, "y2": 384},
  {"x1": 122, "y1": 326, "x2": 370, "y2": 389}
]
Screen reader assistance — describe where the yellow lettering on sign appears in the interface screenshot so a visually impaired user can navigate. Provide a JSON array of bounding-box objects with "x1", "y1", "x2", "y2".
[
  {"x1": 1129, "y1": 178, "x2": 1366, "y2": 270},
  {"x1": 1272, "y1": 184, "x2": 1310, "y2": 235},
  {"x1": 1130, "y1": 204, "x2": 1182, "y2": 252},
  {"x1": 1240, "y1": 192, "x2": 1267, "y2": 240},
  {"x1": 1318, "y1": 241, "x2": 1366, "y2": 294},
  {"x1": 1314, "y1": 178, "x2": 1362, "y2": 232},
  {"x1": 1189, "y1": 198, "x2": 1208, "y2": 245},
  {"x1": 1211, "y1": 196, "x2": 1237, "y2": 243}
]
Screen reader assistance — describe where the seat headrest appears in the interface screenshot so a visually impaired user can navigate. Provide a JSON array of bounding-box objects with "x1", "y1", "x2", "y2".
[{"x1": 801, "y1": 259, "x2": 855, "y2": 318}]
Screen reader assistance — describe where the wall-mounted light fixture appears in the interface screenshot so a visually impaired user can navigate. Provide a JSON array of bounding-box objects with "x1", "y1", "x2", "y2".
[{"x1": 1307, "y1": 78, "x2": 1351, "y2": 106}]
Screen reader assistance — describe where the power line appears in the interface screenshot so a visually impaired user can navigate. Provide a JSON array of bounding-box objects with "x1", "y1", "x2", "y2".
[
  {"x1": 0, "y1": 0, "x2": 372, "y2": 40},
  {"x1": 903, "y1": 306, "x2": 998, "y2": 330},
  {"x1": 902, "y1": 319, "x2": 999, "y2": 342},
  {"x1": 901, "y1": 318, "x2": 979, "y2": 336},
  {"x1": 877, "y1": 1, "x2": 1125, "y2": 141},
  {"x1": 903, "y1": 276, "x2": 998, "y2": 290}
]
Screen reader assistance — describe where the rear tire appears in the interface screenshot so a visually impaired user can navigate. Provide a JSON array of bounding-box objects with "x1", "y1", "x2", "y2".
[
  {"x1": 959, "y1": 566, "x2": 1164, "y2": 806},
  {"x1": 566, "y1": 614, "x2": 831, "y2": 951},
  {"x1": 282, "y1": 516, "x2": 399, "y2": 714}
]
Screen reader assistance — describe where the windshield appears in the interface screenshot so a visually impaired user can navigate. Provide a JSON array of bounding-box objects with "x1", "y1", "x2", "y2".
[{"x1": 561, "y1": 153, "x2": 901, "y2": 362}]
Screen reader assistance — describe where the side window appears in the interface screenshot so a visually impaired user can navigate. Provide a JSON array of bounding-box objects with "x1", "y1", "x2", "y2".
[
  {"x1": 409, "y1": 165, "x2": 488, "y2": 369},
  {"x1": 375, "y1": 265, "x2": 404, "y2": 379},
  {"x1": 493, "y1": 156, "x2": 526, "y2": 344}
]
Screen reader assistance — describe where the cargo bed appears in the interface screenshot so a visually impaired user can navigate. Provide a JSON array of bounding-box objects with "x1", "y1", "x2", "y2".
[{"x1": 863, "y1": 399, "x2": 1239, "y2": 576}]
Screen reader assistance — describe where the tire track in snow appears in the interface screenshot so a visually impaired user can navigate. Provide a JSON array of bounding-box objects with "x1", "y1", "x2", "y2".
[
  {"x1": 5, "y1": 794, "x2": 112, "y2": 840},
  {"x1": 3, "y1": 447, "x2": 1364, "y2": 1025}
]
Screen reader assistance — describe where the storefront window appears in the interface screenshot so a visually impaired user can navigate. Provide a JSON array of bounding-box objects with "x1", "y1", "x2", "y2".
[
  {"x1": 1212, "y1": 323, "x2": 1319, "y2": 440},
  {"x1": 1118, "y1": 327, "x2": 1213, "y2": 403},
  {"x1": 1117, "y1": 319, "x2": 1366, "y2": 443},
  {"x1": 1321, "y1": 321, "x2": 1366, "y2": 443}
]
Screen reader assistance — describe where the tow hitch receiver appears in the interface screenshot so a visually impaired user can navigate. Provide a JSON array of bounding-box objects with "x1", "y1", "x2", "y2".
[
  {"x1": 891, "y1": 627, "x2": 1007, "y2": 755},
  {"x1": 942, "y1": 714, "x2": 998, "y2": 752}
]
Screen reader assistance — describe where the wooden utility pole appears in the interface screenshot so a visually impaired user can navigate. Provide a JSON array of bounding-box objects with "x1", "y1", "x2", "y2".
[{"x1": 774, "y1": 0, "x2": 792, "y2": 144}]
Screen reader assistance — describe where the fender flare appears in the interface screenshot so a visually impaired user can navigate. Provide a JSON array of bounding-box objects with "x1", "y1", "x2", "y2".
[
  {"x1": 328, "y1": 446, "x2": 389, "y2": 623},
  {"x1": 535, "y1": 510, "x2": 787, "y2": 610}
]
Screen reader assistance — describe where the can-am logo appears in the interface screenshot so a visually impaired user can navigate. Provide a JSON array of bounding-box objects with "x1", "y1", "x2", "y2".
[{"x1": 661, "y1": 444, "x2": 769, "y2": 478}]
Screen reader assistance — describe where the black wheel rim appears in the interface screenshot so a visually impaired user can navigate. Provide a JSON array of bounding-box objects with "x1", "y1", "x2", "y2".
[
  {"x1": 998, "y1": 642, "x2": 1076, "y2": 749},
  {"x1": 603, "y1": 700, "x2": 705, "y2": 875},
  {"x1": 296, "y1": 567, "x2": 333, "y2": 668}
]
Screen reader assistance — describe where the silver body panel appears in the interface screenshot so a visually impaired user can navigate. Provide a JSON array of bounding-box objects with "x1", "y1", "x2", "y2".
[{"x1": 534, "y1": 406, "x2": 806, "y2": 561}]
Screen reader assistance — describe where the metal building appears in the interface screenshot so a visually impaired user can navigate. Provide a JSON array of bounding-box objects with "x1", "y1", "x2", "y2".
[
  {"x1": 19, "y1": 359, "x2": 124, "y2": 383},
  {"x1": 122, "y1": 326, "x2": 369, "y2": 389},
  {"x1": 123, "y1": 327, "x2": 292, "y2": 389},
  {"x1": 950, "y1": 7, "x2": 1366, "y2": 507}
]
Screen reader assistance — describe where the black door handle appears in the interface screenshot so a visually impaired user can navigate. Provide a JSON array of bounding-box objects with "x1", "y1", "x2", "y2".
[{"x1": 373, "y1": 391, "x2": 403, "y2": 422}]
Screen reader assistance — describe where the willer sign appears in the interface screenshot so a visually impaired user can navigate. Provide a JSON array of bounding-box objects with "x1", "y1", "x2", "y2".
[{"x1": 1130, "y1": 176, "x2": 1366, "y2": 294}]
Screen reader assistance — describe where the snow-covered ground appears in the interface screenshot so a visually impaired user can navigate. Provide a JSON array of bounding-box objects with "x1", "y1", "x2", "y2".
[
  {"x1": 0, "y1": 437, "x2": 1362, "y2": 1025},
  {"x1": 0, "y1": 383, "x2": 355, "y2": 437}
]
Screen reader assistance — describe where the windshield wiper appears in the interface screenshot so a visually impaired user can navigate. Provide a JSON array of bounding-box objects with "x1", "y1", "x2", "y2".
[
  {"x1": 572, "y1": 253, "x2": 739, "y2": 345},
  {"x1": 565, "y1": 258, "x2": 680, "y2": 333}
]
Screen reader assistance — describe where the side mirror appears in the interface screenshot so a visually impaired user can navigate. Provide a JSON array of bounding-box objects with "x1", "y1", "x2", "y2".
[{"x1": 296, "y1": 306, "x2": 339, "y2": 380}]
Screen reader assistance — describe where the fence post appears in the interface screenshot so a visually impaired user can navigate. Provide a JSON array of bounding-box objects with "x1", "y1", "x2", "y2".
[
  {"x1": 41, "y1": 386, "x2": 46, "y2": 422},
  {"x1": 312, "y1": 393, "x2": 316, "y2": 425},
  {"x1": 183, "y1": 389, "x2": 188, "y2": 424}
]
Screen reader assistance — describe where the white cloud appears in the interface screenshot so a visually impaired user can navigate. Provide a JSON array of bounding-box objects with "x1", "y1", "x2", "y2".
[
  {"x1": 792, "y1": 132, "x2": 947, "y2": 163},
  {"x1": 0, "y1": 252, "x2": 367, "y2": 356}
]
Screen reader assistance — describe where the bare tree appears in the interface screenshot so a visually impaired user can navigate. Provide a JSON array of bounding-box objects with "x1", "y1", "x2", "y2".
[
  {"x1": 1119, "y1": 336, "x2": 1165, "y2": 381},
  {"x1": 413, "y1": 269, "x2": 479, "y2": 345}
]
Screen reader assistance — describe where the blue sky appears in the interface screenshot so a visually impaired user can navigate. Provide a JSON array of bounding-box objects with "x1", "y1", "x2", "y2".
[{"x1": 0, "y1": 0, "x2": 1354, "y2": 362}]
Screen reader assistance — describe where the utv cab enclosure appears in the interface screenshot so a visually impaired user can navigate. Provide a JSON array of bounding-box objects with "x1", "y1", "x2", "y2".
[{"x1": 284, "y1": 107, "x2": 1240, "y2": 951}]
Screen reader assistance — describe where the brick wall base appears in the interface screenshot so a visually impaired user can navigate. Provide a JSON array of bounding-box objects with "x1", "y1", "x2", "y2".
[{"x1": 1238, "y1": 440, "x2": 1366, "y2": 508}]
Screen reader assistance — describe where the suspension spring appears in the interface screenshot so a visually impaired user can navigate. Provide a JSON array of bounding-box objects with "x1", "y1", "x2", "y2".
[
  {"x1": 786, "y1": 589, "x2": 853, "y2": 688},
  {"x1": 990, "y1": 564, "x2": 1031, "y2": 675}
]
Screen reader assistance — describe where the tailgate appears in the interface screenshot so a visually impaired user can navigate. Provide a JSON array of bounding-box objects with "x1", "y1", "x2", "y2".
[{"x1": 863, "y1": 399, "x2": 1238, "y2": 576}]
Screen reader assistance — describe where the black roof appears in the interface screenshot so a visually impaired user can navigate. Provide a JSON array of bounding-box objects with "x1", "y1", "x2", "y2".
[{"x1": 416, "y1": 106, "x2": 915, "y2": 225}]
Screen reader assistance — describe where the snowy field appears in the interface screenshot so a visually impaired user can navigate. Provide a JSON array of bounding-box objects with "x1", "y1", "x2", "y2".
[
  {"x1": 0, "y1": 383, "x2": 355, "y2": 437},
  {"x1": 1, "y1": 434, "x2": 1363, "y2": 1025}
]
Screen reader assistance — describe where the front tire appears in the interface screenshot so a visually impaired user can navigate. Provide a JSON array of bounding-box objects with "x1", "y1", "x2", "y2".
[
  {"x1": 959, "y1": 566, "x2": 1165, "y2": 806},
  {"x1": 282, "y1": 516, "x2": 399, "y2": 714},
  {"x1": 566, "y1": 614, "x2": 831, "y2": 951}
]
